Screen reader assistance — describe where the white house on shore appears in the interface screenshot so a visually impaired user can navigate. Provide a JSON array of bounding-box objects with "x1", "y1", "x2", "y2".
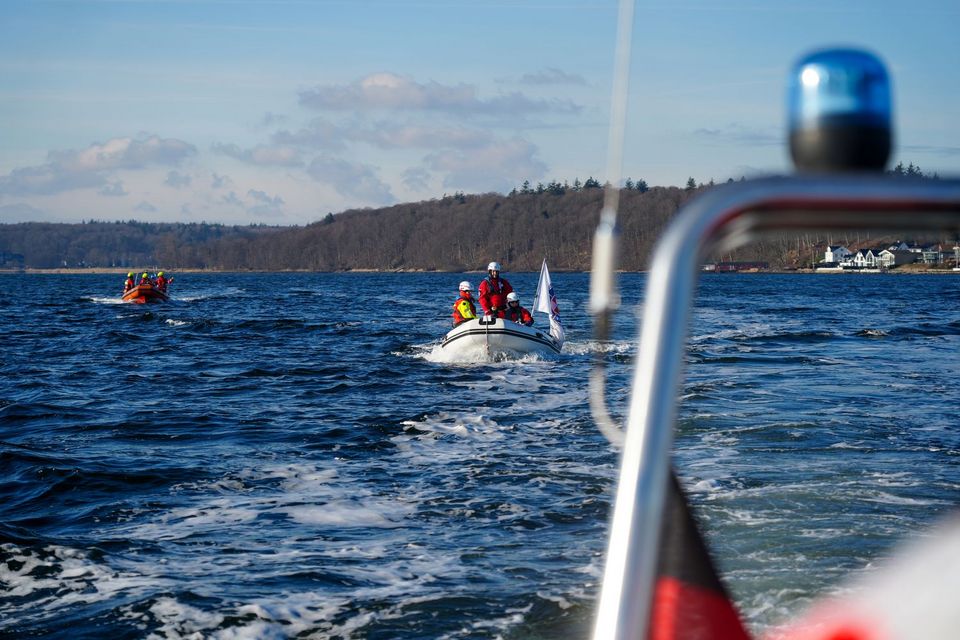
[
  {"x1": 877, "y1": 249, "x2": 917, "y2": 268},
  {"x1": 820, "y1": 241, "x2": 949, "y2": 270},
  {"x1": 851, "y1": 249, "x2": 883, "y2": 268},
  {"x1": 909, "y1": 243, "x2": 944, "y2": 264},
  {"x1": 825, "y1": 246, "x2": 853, "y2": 263}
]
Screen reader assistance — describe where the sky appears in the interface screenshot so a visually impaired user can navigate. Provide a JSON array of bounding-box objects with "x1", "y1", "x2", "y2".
[{"x1": 1, "y1": 0, "x2": 958, "y2": 226}]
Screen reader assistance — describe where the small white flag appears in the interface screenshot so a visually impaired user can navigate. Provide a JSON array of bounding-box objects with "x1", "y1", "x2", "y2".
[{"x1": 535, "y1": 260, "x2": 565, "y2": 346}]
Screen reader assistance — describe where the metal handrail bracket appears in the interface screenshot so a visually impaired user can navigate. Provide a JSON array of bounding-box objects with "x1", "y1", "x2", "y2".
[{"x1": 592, "y1": 174, "x2": 960, "y2": 640}]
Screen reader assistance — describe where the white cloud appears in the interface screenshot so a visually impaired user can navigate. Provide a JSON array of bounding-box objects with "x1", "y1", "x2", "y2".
[
  {"x1": 272, "y1": 117, "x2": 347, "y2": 151},
  {"x1": 98, "y1": 181, "x2": 128, "y2": 197},
  {"x1": 300, "y1": 73, "x2": 472, "y2": 111},
  {"x1": 50, "y1": 136, "x2": 196, "y2": 172},
  {"x1": 299, "y1": 72, "x2": 580, "y2": 116},
  {"x1": 306, "y1": 156, "x2": 394, "y2": 205},
  {"x1": 211, "y1": 173, "x2": 231, "y2": 189},
  {"x1": 210, "y1": 188, "x2": 286, "y2": 218},
  {"x1": 356, "y1": 123, "x2": 490, "y2": 150},
  {"x1": 211, "y1": 142, "x2": 303, "y2": 167},
  {"x1": 271, "y1": 118, "x2": 494, "y2": 153},
  {"x1": 424, "y1": 138, "x2": 547, "y2": 193},
  {"x1": 247, "y1": 189, "x2": 284, "y2": 207},
  {"x1": 165, "y1": 170, "x2": 192, "y2": 188},
  {"x1": 520, "y1": 67, "x2": 588, "y2": 86},
  {"x1": 247, "y1": 190, "x2": 286, "y2": 218},
  {"x1": 0, "y1": 67, "x2": 581, "y2": 222},
  {"x1": 258, "y1": 112, "x2": 289, "y2": 128},
  {"x1": 402, "y1": 167, "x2": 431, "y2": 192},
  {"x1": 0, "y1": 164, "x2": 108, "y2": 196},
  {"x1": 221, "y1": 191, "x2": 244, "y2": 207},
  {"x1": 0, "y1": 135, "x2": 196, "y2": 196}
]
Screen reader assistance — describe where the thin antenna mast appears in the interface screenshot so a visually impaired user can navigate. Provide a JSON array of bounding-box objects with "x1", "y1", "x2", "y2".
[{"x1": 589, "y1": 0, "x2": 635, "y2": 447}]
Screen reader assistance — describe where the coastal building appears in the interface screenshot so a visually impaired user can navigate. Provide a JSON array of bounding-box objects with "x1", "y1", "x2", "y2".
[
  {"x1": 877, "y1": 249, "x2": 916, "y2": 268},
  {"x1": 819, "y1": 241, "x2": 951, "y2": 271},
  {"x1": 824, "y1": 246, "x2": 852, "y2": 263},
  {"x1": 712, "y1": 261, "x2": 769, "y2": 272},
  {"x1": 850, "y1": 248, "x2": 883, "y2": 269},
  {"x1": 918, "y1": 243, "x2": 943, "y2": 264}
]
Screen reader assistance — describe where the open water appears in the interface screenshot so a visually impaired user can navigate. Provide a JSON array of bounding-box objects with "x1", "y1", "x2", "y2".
[{"x1": 1, "y1": 272, "x2": 958, "y2": 639}]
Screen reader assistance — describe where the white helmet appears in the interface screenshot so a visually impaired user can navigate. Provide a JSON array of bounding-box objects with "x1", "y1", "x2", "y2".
[
  {"x1": 487, "y1": 261, "x2": 502, "y2": 271},
  {"x1": 459, "y1": 281, "x2": 472, "y2": 291},
  {"x1": 506, "y1": 292, "x2": 519, "y2": 303}
]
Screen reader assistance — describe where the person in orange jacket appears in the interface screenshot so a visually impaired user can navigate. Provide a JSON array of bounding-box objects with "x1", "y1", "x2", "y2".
[
  {"x1": 503, "y1": 292, "x2": 534, "y2": 326},
  {"x1": 452, "y1": 281, "x2": 478, "y2": 326},
  {"x1": 123, "y1": 272, "x2": 135, "y2": 293}
]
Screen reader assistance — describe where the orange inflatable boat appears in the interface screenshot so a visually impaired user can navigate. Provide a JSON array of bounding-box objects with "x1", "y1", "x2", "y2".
[{"x1": 121, "y1": 284, "x2": 169, "y2": 304}]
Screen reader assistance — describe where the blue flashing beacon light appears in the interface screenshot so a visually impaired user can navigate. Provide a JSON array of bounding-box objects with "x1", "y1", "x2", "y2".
[{"x1": 788, "y1": 48, "x2": 892, "y2": 172}]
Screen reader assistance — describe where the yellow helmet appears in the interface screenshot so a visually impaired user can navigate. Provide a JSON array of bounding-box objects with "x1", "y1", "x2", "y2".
[
  {"x1": 158, "y1": 271, "x2": 164, "y2": 276},
  {"x1": 127, "y1": 272, "x2": 133, "y2": 277},
  {"x1": 142, "y1": 273, "x2": 148, "y2": 278}
]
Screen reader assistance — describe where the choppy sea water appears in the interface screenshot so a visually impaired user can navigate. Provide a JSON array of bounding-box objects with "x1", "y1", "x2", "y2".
[{"x1": 1, "y1": 272, "x2": 957, "y2": 639}]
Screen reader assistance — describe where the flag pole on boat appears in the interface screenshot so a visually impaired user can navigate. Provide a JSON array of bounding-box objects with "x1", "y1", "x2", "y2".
[{"x1": 535, "y1": 259, "x2": 565, "y2": 349}]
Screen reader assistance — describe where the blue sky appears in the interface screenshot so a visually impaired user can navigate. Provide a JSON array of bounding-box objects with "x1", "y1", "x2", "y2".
[{"x1": 1, "y1": 0, "x2": 958, "y2": 225}]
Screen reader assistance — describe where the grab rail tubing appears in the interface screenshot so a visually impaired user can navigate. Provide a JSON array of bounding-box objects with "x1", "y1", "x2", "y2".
[{"x1": 592, "y1": 174, "x2": 960, "y2": 640}]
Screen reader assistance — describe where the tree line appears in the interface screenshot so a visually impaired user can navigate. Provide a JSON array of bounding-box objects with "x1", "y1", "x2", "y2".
[
  {"x1": 0, "y1": 187, "x2": 692, "y2": 271},
  {"x1": 0, "y1": 166, "x2": 949, "y2": 272}
]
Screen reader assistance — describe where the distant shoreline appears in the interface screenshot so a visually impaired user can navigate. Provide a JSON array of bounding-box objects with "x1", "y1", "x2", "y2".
[
  {"x1": 1, "y1": 267, "x2": 442, "y2": 275},
  {"x1": 2, "y1": 267, "x2": 957, "y2": 275}
]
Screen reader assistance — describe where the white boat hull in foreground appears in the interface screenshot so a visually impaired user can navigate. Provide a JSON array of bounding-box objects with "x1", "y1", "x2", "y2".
[{"x1": 440, "y1": 317, "x2": 561, "y2": 358}]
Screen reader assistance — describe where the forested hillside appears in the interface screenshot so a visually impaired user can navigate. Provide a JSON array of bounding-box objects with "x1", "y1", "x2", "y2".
[
  {"x1": 0, "y1": 187, "x2": 695, "y2": 271},
  {"x1": 246, "y1": 187, "x2": 694, "y2": 271},
  {"x1": 0, "y1": 221, "x2": 283, "y2": 270},
  {"x1": 1, "y1": 169, "x2": 952, "y2": 272}
]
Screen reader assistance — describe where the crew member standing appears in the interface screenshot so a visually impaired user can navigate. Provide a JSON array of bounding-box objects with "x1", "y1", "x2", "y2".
[
  {"x1": 123, "y1": 272, "x2": 135, "y2": 293},
  {"x1": 503, "y1": 292, "x2": 533, "y2": 326},
  {"x1": 477, "y1": 261, "x2": 513, "y2": 318},
  {"x1": 452, "y1": 281, "x2": 477, "y2": 326},
  {"x1": 155, "y1": 271, "x2": 172, "y2": 292}
]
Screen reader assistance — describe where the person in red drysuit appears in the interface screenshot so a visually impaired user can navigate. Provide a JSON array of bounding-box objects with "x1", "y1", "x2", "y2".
[
  {"x1": 477, "y1": 261, "x2": 513, "y2": 318},
  {"x1": 155, "y1": 271, "x2": 173, "y2": 292},
  {"x1": 503, "y1": 292, "x2": 534, "y2": 326}
]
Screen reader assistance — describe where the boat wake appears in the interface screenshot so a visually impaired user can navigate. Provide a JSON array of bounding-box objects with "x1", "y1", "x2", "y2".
[
  {"x1": 561, "y1": 339, "x2": 634, "y2": 357},
  {"x1": 176, "y1": 286, "x2": 245, "y2": 302},
  {"x1": 408, "y1": 341, "x2": 549, "y2": 364},
  {"x1": 88, "y1": 296, "x2": 127, "y2": 305}
]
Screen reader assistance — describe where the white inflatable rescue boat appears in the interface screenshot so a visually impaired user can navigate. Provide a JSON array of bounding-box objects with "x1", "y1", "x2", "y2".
[{"x1": 439, "y1": 260, "x2": 565, "y2": 359}]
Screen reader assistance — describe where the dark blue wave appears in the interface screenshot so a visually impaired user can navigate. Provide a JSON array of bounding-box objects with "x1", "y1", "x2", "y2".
[{"x1": 0, "y1": 272, "x2": 957, "y2": 638}]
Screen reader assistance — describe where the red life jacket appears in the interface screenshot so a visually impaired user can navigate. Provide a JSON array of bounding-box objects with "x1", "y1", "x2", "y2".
[
  {"x1": 479, "y1": 276, "x2": 513, "y2": 313},
  {"x1": 505, "y1": 305, "x2": 533, "y2": 325}
]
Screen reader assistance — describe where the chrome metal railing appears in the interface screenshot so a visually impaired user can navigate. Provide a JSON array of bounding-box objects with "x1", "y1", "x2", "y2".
[{"x1": 591, "y1": 174, "x2": 960, "y2": 640}]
